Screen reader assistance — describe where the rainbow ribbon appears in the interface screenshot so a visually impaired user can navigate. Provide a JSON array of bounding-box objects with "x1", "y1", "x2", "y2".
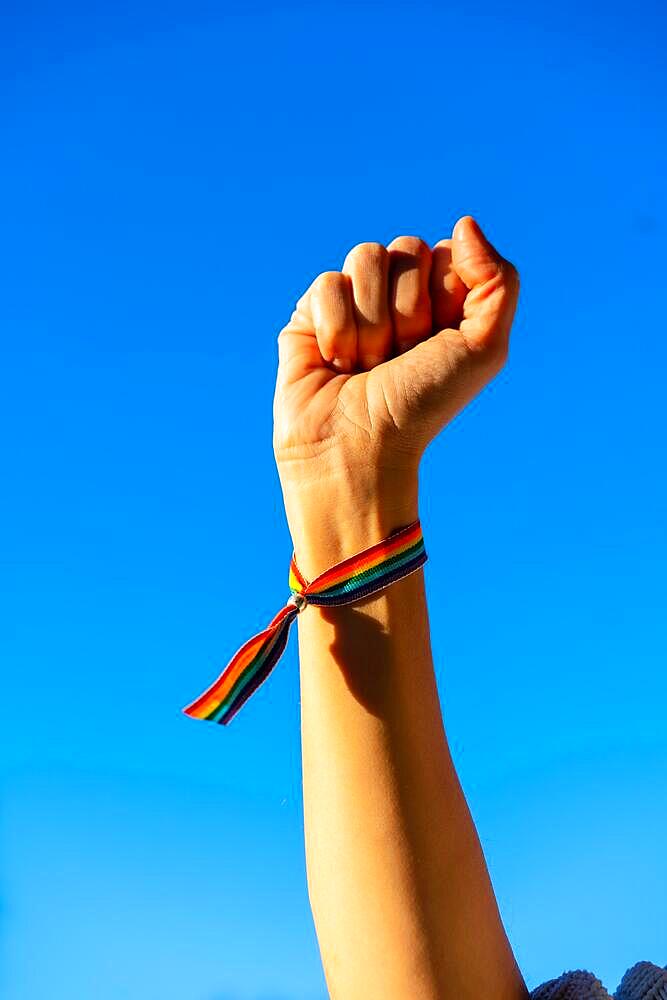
[{"x1": 183, "y1": 519, "x2": 427, "y2": 726}]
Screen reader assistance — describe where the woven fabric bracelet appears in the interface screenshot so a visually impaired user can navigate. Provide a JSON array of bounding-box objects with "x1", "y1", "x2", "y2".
[{"x1": 183, "y1": 518, "x2": 427, "y2": 726}]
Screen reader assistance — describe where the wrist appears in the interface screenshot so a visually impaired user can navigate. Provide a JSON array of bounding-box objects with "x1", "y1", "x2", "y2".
[{"x1": 279, "y1": 463, "x2": 420, "y2": 581}]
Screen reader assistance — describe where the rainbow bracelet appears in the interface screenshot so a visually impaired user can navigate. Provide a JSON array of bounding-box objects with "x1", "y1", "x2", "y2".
[{"x1": 183, "y1": 519, "x2": 427, "y2": 726}]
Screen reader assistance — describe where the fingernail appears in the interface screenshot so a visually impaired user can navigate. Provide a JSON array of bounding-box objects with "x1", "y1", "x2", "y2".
[{"x1": 332, "y1": 357, "x2": 353, "y2": 373}]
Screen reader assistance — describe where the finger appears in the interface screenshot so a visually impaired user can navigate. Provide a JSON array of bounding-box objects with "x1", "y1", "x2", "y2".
[
  {"x1": 276, "y1": 305, "x2": 322, "y2": 390},
  {"x1": 309, "y1": 270, "x2": 357, "y2": 373},
  {"x1": 387, "y1": 236, "x2": 432, "y2": 354},
  {"x1": 342, "y1": 242, "x2": 392, "y2": 370},
  {"x1": 430, "y1": 239, "x2": 467, "y2": 331},
  {"x1": 450, "y1": 216, "x2": 519, "y2": 353}
]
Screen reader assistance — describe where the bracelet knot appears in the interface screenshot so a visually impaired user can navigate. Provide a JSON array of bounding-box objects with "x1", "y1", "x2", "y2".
[
  {"x1": 288, "y1": 592, "x2": 308, "y2": 613},
  {"x1": 183, "y1": 518, "x2": 426, "y2": 726}
]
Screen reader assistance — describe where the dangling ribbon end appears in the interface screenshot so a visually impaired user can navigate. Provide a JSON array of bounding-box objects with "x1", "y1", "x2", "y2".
[{"x1": 183, "y1": 600, "x2": 300, "y2": 726}]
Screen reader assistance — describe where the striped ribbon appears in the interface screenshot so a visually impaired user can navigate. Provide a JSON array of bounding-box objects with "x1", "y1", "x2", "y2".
[{"x1": 183, "y1": 519, "x2": 427, "y2": 726}]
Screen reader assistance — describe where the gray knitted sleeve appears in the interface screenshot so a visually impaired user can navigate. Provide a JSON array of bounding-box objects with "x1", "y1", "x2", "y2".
[{"x1": 530, "y1": 962, "x2": 667, "y2": 1000}]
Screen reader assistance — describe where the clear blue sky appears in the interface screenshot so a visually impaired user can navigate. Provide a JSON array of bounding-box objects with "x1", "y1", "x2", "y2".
[{"x1": 1, "y1": 2, "x2": 665, "y2": 997}]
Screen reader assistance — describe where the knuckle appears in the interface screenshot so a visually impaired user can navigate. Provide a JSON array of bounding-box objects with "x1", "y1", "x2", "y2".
[
  {"x1": 315, "y1": 269, "x2": 346, "y2": 294},
  {"x1": 389, "y1": 235, "x2": 430, "y2": 258},
  {"x1": 345, "y1": 241, "x2": 386, "y2": 268}
]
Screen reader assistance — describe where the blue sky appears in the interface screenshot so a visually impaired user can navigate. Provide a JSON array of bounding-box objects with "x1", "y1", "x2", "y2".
[{"x1": 1, "y1": 1, "x2": 666, "y2": 997}]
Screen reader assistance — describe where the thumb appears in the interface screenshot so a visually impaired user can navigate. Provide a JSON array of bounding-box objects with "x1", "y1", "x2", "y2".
[{"x1": 450, "y1": 215, "x2": 519, "y2": 352}]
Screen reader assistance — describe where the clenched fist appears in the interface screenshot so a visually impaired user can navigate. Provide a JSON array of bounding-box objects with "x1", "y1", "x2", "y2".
[{"x1": 273, "y1": 216, "x2": 519, "y2": 578}]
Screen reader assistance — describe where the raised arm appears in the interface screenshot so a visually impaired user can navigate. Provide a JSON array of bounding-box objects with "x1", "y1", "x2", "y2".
[{"x1": 273, "y1": 218, "x2": 526, "y2": 1000}]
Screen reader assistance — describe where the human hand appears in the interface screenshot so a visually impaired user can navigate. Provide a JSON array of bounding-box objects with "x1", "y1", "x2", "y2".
[{"x1": 273, "y1": 217, "x2": 519, "y2": 577}]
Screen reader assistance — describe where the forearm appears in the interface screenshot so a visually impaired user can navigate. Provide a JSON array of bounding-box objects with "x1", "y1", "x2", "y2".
[{"x1": 285, "y1": 476, "x2": 528, "y2": 1000}]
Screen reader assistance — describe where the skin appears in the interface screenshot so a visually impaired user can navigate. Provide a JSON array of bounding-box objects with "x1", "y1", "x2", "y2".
[{"x1": 273, "y1": 217, "x2": 525, "y2": 999}]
